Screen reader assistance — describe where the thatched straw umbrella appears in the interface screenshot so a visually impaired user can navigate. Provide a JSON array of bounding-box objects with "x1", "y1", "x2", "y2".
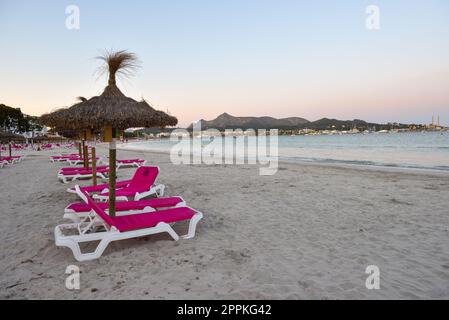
[
  {"x1": 0, "y1": 129, "x2": 25, "y2": 143},
  {"x1": 40, "y1": 97, "x2": 90, "y2": 160},
  {"x1": 0, "y1": 129, "x2": 25, "y2": 157},
  {"x1": 33, "y1": 135, "x2": 67, "y2": 143},
  {"x1": 40, "y1": 50, "x2": 177, "y2": 216}
]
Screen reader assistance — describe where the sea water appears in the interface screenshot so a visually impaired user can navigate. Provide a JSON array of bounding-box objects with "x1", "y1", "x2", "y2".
[{"x1": 120, "y1": 131, "x2": 449, "y2": 172}]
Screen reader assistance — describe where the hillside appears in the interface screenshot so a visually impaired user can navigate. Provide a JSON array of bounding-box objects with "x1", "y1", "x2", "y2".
[
  {"x1": 191, "y1": 112, "x2": 310, "y2": 130},
  {"x1": 188, "y1": 113, "x2": 411, "y2": 131},
  {"x1": 0, "y1": 104, "x2": 42, "y2": 133}
]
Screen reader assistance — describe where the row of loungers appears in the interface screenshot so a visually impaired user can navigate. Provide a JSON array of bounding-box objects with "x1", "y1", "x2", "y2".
[
  {"x1": 51, "y1": 154, "x2": 147, "y2": 169},
  {"x1": 55, "y1": 165, "x2": 203, "y2": 261},
  {"x1": 1, "y1": 155, "x2": 24, "y2": 168}
]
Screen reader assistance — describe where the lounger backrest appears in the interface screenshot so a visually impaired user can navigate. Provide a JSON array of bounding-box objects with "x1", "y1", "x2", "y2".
[
  {"x1": 127, "y1": 166, "x2": 159, "y2": 191},
  {"x1": 75, "y1": 185, "x2": 116, "y2": 228}
]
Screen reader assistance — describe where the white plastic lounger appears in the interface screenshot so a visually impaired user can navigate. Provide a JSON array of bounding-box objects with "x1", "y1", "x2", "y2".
[
  {"x1": 58, "y1": 168, "x2": 109, "y2": 184},
  {"x1": 49, "y1": 154, "x2": 79, "y2": 163},
  {"x1": 67, "y1": 157, "x2": 103, "y2": 166},
  {"x1": 116, "y1": 159, "x2": 147, "y2": 169},
  {"x1": 54, "y1": 186, "x2": 203, "y2": 261}
]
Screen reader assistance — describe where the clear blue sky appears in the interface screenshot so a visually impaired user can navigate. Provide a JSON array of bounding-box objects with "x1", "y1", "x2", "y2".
[{"x1": 1, "y1": 0, "x2": 448, "y2": 126}]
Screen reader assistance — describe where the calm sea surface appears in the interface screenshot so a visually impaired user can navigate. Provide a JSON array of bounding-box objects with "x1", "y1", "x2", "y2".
[{"x1": 121, "y1": 132, "x2": 449, "y2": 172}]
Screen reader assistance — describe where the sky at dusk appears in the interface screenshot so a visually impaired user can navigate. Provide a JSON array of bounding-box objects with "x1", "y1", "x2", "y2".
[{"x1": 0, "y1": 0, "x2": 448, "y2": 127}]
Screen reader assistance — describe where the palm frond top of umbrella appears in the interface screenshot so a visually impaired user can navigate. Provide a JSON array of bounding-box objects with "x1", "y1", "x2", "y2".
[{"x1": 40, "y1": 50, "x2": 177, "y2": 130}]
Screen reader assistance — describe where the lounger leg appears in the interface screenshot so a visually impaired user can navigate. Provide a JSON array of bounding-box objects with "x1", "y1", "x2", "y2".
[
  {"x1": 158, "y1": 222, "x2": 180, "y2": 241},
  {"x1": 57, "y1": 235, "x2": 112, "y2": 262},
  {"x1": 155, "y1": 184, "x2": 165, "y2": 197},
  {"x1": 181, "y1": 212, "x2": 203, "y2": 239}
]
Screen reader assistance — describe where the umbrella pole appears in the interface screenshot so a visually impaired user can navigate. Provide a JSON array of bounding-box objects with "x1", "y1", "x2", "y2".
[
  {"x1": 108, "y1": 134, "x2": 117, "y2": 217},
  {"x1": 92, "y1": 146, "x2": 97, "y2": 186},
  {"x1": 78, "y1": 141, "x2": 82, "y2": 158},
  {"x1": 83, "y1": 144, "x2": 89, "y2": 169},
  {"x1": 81, "y1": 140, "x2": 86, "y2": 167},
  {"x1": 8, "y1": 140, "x2": 12, "y2": 157}
]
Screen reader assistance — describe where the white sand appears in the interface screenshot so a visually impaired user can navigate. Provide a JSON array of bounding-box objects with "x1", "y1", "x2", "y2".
[{"x1": 1, "y1": 145, "x2": 449, "y2": 299}]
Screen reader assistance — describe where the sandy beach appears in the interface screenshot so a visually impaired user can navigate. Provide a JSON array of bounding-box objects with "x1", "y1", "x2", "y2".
[{"x1": 1, "y1": 145, "x2": 448, "y2": 299}]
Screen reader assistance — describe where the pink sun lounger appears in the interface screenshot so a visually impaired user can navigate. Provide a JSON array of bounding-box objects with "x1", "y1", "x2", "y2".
[
  {"x1": 64, "y1": 196, "x2": 186, "y2": 222},
  {"x1": 0, "y1": 157, "x2": 14, "y2": 164},
  {"x1": 50, "y1": 154, "x2": 80, "y2": 162},
  {"x1": 58, "y1": 167, "x2": 109, "y2": 184},
  {"x1": 93, "y1": 166, "x2": 165, "y2": 201},
  {"x1": 68, "y1": 157, "x2": 103, "y2": 166},
  {"x1": 66, "y1": 179, "x2": 132, "y2": 195},
  {"x1": 54, "y1": 185, "x2": 203, "y2": 261},
  {"x1": 59, "y1": 165, "x2": 109, "y2": 173},
  {"x1": 0, "y1": 156, "x2": 23, "y2": 164},
  {"x1": 116, "y1": 159, "x2": 147, "y2": 169}
]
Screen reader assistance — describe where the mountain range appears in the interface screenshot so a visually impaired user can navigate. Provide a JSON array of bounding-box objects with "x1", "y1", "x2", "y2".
[{"x1": 189, "y1": 113, "x2": 410, "y2": 131}]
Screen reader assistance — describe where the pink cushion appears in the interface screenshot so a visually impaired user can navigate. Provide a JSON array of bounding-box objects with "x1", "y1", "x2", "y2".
[
  {"x1": 117, "y1": 159, "x2": 145, "y2": 164},
  {"x1": 98, "y1": 166, "x2": 159, "y2": 198},
  {"x1": 127, "y1": 166, "x2": 159, "y2": 191},
  {"x1": 60, "y1": 165, "x2": 108, "y2": 172},
  {"x1": 100, "y1": 188, "x2": 138, "y2": 198},
  {"x1": 83, "y1": 191, "x2": 195, "y2": 232},
  {"x1": 68, "y1": 180, "x2": 131, "y2": 194},
  {"x1": 112, "y1": 207, "x2": 195, "y2": 232},
  {"x1": 61, "y1": 168, "x2": 109, "y2": 175},
  {"x1": 67, "y1": 197, "x2": 183, "y2": 213},
  {"x1": 52, "y1": 155, "x2": 79, "y2": 159}
]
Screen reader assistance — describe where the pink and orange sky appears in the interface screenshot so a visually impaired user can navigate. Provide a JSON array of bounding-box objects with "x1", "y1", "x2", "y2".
[{"x1": 0, "y1": 0, "x2": 448, "y2": 127}]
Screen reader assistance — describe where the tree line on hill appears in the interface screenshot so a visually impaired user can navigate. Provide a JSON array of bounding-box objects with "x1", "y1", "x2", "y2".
[
  {"x1": 0, "y1": 104, "x2": 43, "y2": 133},
  {"x1": 188, "y1": 112, "x2": 421, "y2": 131}
]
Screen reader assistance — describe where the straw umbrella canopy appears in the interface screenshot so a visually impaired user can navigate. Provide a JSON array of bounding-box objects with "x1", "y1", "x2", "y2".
[
  {"x1": 33, "y1": 134, "x2": 67, "y2": 143},
  {"x1": 40, "y1": 97, "x2": 99, "y2": 161},
  {"x1": 0, "y1": 129, "x2": 25, "y2": 143},
  {"x1": 40, "y1": 50, "x2": 177, "y2": 216},
  {"x1": 0, "y1": 129, "x2": 25, "y2": 157}
]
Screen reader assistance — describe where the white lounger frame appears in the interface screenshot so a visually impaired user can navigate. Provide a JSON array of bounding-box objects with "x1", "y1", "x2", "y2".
[
  {"x1": 50, "y1": 157, "x2": 73, "y2": 163},
  {"x1": 0, "y1": 158, "x2": 18, "y2": 166},
  {"x1": 55, "y1": 190, "x2": 203, "y2": 261},
  {"x1": 93, "y1": 183, "x2": 165, "y2": 201},
  {"x1": 14, "y1": 156, "x2": 23, "y2": 163},
  {"x1": 116, "y1": 160, "x2": 147, "y2": 169},
  {"x1": 58, "y1": 171, "x2": 109, "y2": 184},
  {"x1": 3, "y1": 157, "x2": 20, "y2": 165}
]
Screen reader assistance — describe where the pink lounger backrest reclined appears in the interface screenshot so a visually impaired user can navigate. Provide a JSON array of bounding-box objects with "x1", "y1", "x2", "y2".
[
  {"x1": 97, "y1": 166, "x2": 160, "y2": 197},
  {"x1": 126, "y1": 166, "x2": 159, "y2": 192}
]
